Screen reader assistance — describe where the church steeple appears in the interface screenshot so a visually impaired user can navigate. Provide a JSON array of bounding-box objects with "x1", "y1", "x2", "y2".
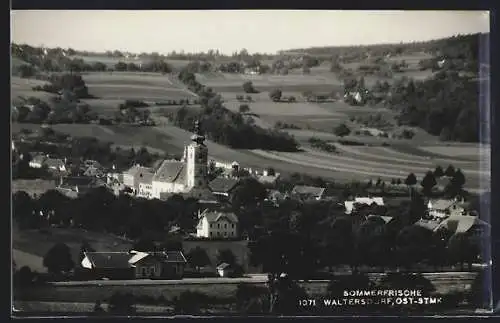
[
  {"x1": 191, "y1": 120, "x2": 205, "y2": 145},
  {"x1": 186, "y1": 119, "x2": 209, "y2": 190}
]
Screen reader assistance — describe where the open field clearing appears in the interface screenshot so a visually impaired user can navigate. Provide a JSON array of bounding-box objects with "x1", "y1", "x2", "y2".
[
  {"x1": 419, "y1": 145, "x2": 490, "y2": 159},
  {"x1": 82, "y1": 72, "x2": 176, "y2": 86},
  {"x1": 224, "y1": 101, "x2": 338, "y2": 117},
  {"x1": 12, "y1": 180, "x2": 58, "y2": 198},
  {"x1": 196, "y1": 72, "x2": 343, "y2": 93},
  {"x1": 391, "y1": 145, "x2": 491, "y2": 164},
  {"x1": 87, "y1": 85, "x2": 194, "y2": 101},
  {"x1": 83, "y1": 72, "x2": 197, "y2": 100},
  {"x1": 247, "y1": 149, "x2": 486, "y2": 192},
  {"x1": 13, "y1": 249, "x2": 46, "y2": 273},
  {"x1": 13, "y1": 225, "x2": 132, "y2": 267},
  {"x1": 11, "y1": 123, "x2": 176, "y2": 154}
]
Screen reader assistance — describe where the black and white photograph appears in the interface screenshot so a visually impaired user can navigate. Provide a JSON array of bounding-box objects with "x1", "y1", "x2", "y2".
[{"x1": 11, "y1": 10, "x2": 492, "y2": 316}]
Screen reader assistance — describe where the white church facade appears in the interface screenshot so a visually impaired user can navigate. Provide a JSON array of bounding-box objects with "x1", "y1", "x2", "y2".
[{"x1": 130, "y1": 121, "x2": 211, "y2": 200}]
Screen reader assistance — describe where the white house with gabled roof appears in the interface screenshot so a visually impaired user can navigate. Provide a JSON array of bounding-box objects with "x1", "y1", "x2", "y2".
[{"x1": 196, "y1": 209, "x2": 238, "y2": 239}]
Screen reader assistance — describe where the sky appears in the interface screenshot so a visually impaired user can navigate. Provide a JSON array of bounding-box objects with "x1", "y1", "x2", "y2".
[{"x1": 11, "y1": 10, "x2": 490, "y2": 55}]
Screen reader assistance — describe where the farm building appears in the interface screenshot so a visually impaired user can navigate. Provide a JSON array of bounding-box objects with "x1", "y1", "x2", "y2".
[
  {"x1": 196, "y1": 209, "x2": 239, "y2": 239},
  {"x1": 81, "y1": 250, "x2": 187, "y2": 280}
]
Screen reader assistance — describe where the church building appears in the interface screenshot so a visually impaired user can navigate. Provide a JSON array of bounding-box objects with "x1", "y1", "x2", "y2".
[{"x1": 150, "y1": 120, "x2": 212, "y2": 200}]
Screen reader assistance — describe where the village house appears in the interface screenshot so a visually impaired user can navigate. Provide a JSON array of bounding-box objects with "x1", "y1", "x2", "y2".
[
  {"x1": 196, "y1": 209, "x2": 239, "y2": 239},
  {"x1": 291, "y1": 185, "x2": 326, "y2": 201},
  {"x1": 81, "y1": 250, "x2": 187, "y2": 280},
  {"x1": 427, "y1": 197, "x2": 469, "y2": 219},
  {"x1": 56, "y1": 176, "x2": 107, "y2": 198},
  {"x1": 123, "y1": 164, "x2": 155, "y2": 194},
  {"x1": 45, "y1": 157, "x2": 68, "y2": 173},
  {"x1": 209, "y1": 177, "x2": 239, "y2": 200},
  {"x1": 344, "y1": 197, "x2": 385, "y2": 215}
]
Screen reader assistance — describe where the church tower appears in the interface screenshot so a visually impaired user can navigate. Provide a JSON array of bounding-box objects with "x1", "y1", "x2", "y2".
[{"x1": 186, "y1": 120, "x2": 209, "y2": 189}]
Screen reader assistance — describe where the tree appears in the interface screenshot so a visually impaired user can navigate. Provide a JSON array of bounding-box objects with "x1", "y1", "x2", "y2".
[
  {"x1": 187, "y1": 247, "x2": 211, "y2": 272},
  {"x1": 445, "y1": 165, "x2": 456, "y2": 177},
  {"x1": 231, "y1": 178, "x2": 267, "y2": 208},
  {"x1": 243, "y1": 81, "x2": 257, "y2": 93},
  {"x1": 434, "y1": 166, "x2": 445, "y2": 178},
  {"x1": 451, "y1": 169, "x2": 466, "y2": 189},
  {"x1": 405, "y1": 173, "x2": 417, "y2": 187},
  {"x1": 18, "y1": 64, "x2": 36, "y2": 78},
  {"x1": 394, "y1": 226, "x2": 434, "y2": 269},
  {"x1": 14, "y1": 266, "x2": 34, "y2": 287},
  {"x1": 239, "y1": 104, "x2": 250, "y2": 114},
  {"x1": 420, "y1": 171, "x2": 437, "y2": 196},
  {"x1": 43, "y1": 242, "x2": 75, "y2": 275},
  {"x1": 333, "y1": 123, "x2": 351, "y2": 137},
  {"x1": 217, "y1": 249, "x2": 237, "y2": 266},
  {"x1": 269, "y1": 89, "x2": 282, "y2": 102}
]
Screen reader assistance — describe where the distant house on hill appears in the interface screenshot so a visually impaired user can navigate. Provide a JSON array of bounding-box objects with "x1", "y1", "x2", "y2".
[
  {"x1": 291, "y1": 185, "x2": 326, "y2": 201},
  {"x1": 81, "y1": 250, "x2": 187, "y2": 280},
  {"x1": 427, "y1": 197, "x2": 469, "y2": 219},
  {"x1": 196, "y1": 209, "x2": 238, "y2": 239}
]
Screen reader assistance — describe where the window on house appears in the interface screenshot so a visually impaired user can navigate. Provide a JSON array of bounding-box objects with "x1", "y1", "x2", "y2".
[
  {"x1": 210, "y1": 224, "x2": 213, "y2": 228},
  {"x1": 232, "y1": 224, "x2": 235, "y2": 228},
  {"x1": 224, "y1": 232, "x2": 227, "y2": 236},
  {"x1": 210, "y1": 232, "x2": 213, "y2": 236},
  {"x1": 218, "y1": 224, "x2": 220, "y2": 228},
  {"x1": 217, "y1": 232, "x2": 221, "y2": 236},
  {"x1": 224, "y1": 224, "x2": 227, "y2": 228},
  {"x1": 141, "y1": 267, "x2": 147, "y2": 277}
]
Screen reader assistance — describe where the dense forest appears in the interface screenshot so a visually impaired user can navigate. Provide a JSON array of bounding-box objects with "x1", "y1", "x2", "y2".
[{"x1": 386, "y1": 72, "x2": 480, "y2": 142}]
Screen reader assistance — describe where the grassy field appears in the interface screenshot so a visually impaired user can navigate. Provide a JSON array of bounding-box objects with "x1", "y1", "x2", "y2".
[
  {"x1": 12, "y1": 179, "x2": 58, "y2": 198},
  {"x1": 12, "y1": 225, "x2": 133, "y2": 270}
]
